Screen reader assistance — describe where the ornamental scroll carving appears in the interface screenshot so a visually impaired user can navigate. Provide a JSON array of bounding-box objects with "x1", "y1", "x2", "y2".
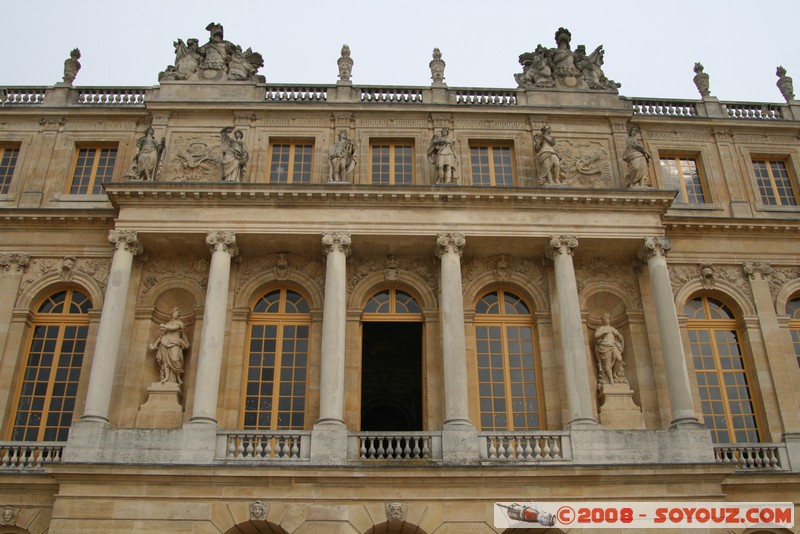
[
  {"x1": 138, "y1": 256, "x2": 209, "y2": 304},
  {"x1": 461, "y1": 255, "x2": 548, "y2": 298},
  {"x1": 347, "y1": 255, "x2": 438, "y2": 298},
  {"x1": 234, "y1": 254, "x2": 325, "y2": 297},
  {"x1": 575, "y1": 258, "x2": 641, "y2": 309},
  {"x1": 18, "y1": 257, "x2": 111, "y2": 298},
  {"x1": 164, "y1": 133, "x2": 223, "y2": 183},
  {"x1": 0, "y1": 253, "x2": 30, "y2": 272}
]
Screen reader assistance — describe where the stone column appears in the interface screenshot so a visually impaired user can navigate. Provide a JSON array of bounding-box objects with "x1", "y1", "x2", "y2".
[
  {"x1": 82, "y1": 230, "x2": 142, "y2": 423},
  {"x1": 436, "y1": 233, "x2": 472, "y2": 427},
  {"x1": 638, "y1": 237, "x2": 700, "y2": 427},
  {"x1": 316, "y1": 232, "x2": 351, "y2": 427},
  {"x1": 546, "y1": 236, "x2": 596, "y2": 427},
  {"x1": 189, "y1": 231, "x2": 238, "y2": 425}
]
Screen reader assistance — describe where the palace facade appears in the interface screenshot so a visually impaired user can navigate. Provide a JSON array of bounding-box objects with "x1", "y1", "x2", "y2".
[{"x1": 0, "y1": 24, "x2": 799, "y2": 534}]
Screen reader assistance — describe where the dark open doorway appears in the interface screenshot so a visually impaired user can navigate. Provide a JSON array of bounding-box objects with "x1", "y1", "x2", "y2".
[{"x1": 360, "y1": 322, "x2": 423, "y2": 431}]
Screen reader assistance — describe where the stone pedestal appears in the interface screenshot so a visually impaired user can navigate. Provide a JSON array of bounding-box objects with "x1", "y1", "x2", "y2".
[
  {"x1": 598, "y1": 383, "x2": 645, "y2": 430},
  {"x1": 135, "y1": 382, "x2": 183, "y2": 429}
]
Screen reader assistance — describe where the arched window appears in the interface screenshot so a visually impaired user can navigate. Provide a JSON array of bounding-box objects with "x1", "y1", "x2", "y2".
[
  {"x1": 242, "y1": 288, "x2": 310, "y2": 430},
  {"x1": 788, "y1": 297, "x2": 800, "y2": 368},
  {"x1": 363, "y1": 288, "x2": 422, "y2": 317},
  {"x1": 685, "y1": 295, "x2": 760, "y2": 444},
  {"x1": 9, "y1": 289, "x2": 91, "y2": 441},
  {"x1": 474, "y1": 289, "x2": 543, "y2": 430}
]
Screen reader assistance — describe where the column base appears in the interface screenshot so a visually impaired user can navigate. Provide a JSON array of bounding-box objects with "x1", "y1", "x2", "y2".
[
  {"x1": 567, "y1": 417, "x2": 599, "y2": 428},
  {"x1": 135, "y1": 382, "x2": 184, "y2": 429},
  {"x1": 442, "y1": 424, "x2": 480, "y2": 465},
  {"x1": 309, "y1": 425, "x2": 348, "y2": 465}
]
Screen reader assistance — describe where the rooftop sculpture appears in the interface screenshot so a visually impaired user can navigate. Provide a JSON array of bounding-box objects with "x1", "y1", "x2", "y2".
[
  {"x1": 515, "y1": 28, "x2": 620, "y2": 93},
  {"x1": 159, "y1": 23, "x2": 264, "y2": 82}
]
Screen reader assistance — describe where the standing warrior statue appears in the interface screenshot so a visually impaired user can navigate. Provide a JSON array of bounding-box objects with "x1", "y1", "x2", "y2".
[
  {"x1": 125, "y1": 127, "x2": 166, "y2": 181},
  {"x1": 427, "y1": 127, "x2": 458, "y2": 184},
  {"x1": 329, "y1": 130, "x2": 356, "y2": 183},
  {"x1": 623, "y1": 125, "x2": 651, "y2": 187}
]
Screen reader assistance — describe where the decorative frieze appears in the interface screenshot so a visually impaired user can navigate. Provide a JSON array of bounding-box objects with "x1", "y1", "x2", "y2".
[
  {"x1": 556, "y1": 139, "x2": 613, "y2": 187},
  {"x1": 667, "y1": 262, "x2": 753, "y2": 302},
  {"x1": 645, "y1": 130, "x2": 713, "y2": 142},
  {"x1": 0, "y1": 253, "x2": 30, "y2": 272},
  {"x1": 462, "y1": 254, "x2": 547, "y2": 297},
  {"x1": 347, "y1": 255, "x2": 438, "y2": 297},
  {"x1": 18, "y1": 256, "x2": 110, "y2": 297},
  {"x1": 234, "y1": 253, "x2": 325, "y2": 297},
  {"x1": 576, "y1": 258, "x2": 641, "y2": 308},
  {"x1": 138, "y1": 255, "x2": 209, "y2": 304},
  {"x1": 768, "y1": 266, "x2": 800, "y2": 303}
]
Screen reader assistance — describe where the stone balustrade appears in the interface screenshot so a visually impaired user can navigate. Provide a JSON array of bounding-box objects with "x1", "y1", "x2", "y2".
[
  {"x1": 2, "y1": 83, "x2": 796, "y2": 121},
  {"x1": 714, "y1": 443, "x2": 788, "y2": 470},
  {"x1": 219, "y1": 430, "x2": 310, "y2": 461},
  {"x1": 0, "y1": 442, "x2": 63, "y2": 470},
  {"x1": 479, "y1": 432, "x2": 570, "y2": 462},
  {"x1": 350, "y1": 432, "x2": 442, "y2": 461}
]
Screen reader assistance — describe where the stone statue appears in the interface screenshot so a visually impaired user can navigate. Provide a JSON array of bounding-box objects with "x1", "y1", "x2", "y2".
[
  {"x1": 328, "y1": 130, "x2": 356, "y2": 183},
  {"x1": 595, "y1": 313, "x2": 626, "y2": 386},
  {"x1": 623, "y1": 125, "x2": 651, "y2": 187},
  {"x1": 776, "y1": 66, "x2": 794, "y2": 102},
  {"x1": 337, "y1": 45, "x2": 353, "y2": 83},
  {"x1": 220, "y1": 127, "x2": 248, "y2": 182},
  {"x1": 534, "y1": 125, "x2": 564, "y2": 185},
  {"x1": 149, "y1": 307, "x2": 189, "y2": 385},
  {"x1": 125, "y1": 127, "x2": 166, "y2": 181},
  {"x1": 62, "y1": 48, "x2": 81, "y2": 85},
  {"x1": 430, "y1": 48, "x2": 446, "y2": 84},
  {"x1": 515, "y1": 28, "x2": 619, "y2": 93},
  {"x1": 693, "y1": 62, "x2": 710, "y2": 97},
  {"x1": 427, "y1": 127, "x2": 458, "y2": 184},
  {"x1": 159, "y1": 23, "x2": 264, "y2": 82}
]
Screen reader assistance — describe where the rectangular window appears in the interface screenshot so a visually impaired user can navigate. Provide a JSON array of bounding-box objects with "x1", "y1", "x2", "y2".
[
  {"x1": 268, "y1": 143, "x2": 313, "y2": 184},
  {"x1": 471, "y1": 144, "x2": 515, "y2": 186},
  {"x1": 371, "y1": 142, "x2": 413, "y2": 185},
  {"x1": 0, "y1": 145, "x2": 21, "y2": 195},
  {"x1": 659, "y1": 155, "x2": 707, "y2": 204},
  {"x1": 752, "y1": 159, "x2": 798, "y2": 206},
  {"x1": 68, "y1": 146, "x2": 117, "y2": 195}
]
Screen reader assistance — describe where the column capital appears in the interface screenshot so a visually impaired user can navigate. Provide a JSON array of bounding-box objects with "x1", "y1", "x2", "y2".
[
  {"x1": 637, "y1": 236, "x2": 671, "y2": 262},
  {"x1": 0, "y1": 253, "x2": 30, "y2": 272},
  {"x1": 546, "y1": 235, "x2": 578, "y2": 259},
  {"x1": 206, "y1": 231, "x2": 239, "y2": 257},
  {"x1": 743, "y1": 261, "x2": 772, "y2": 281},
  {"x1": 108, "y1": 229, "x2": 143, "y2": 255},
  {"x1": 435, "y1": 233, "x2": 465, "y2": 258},
  {"x1": 322, "y1": 232, "x2": 352, "y2": 256}
]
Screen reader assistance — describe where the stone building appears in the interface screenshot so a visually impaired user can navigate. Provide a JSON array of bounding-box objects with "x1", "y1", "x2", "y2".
[{"x1": 0, "y1": 24, "x2": 799, "y2": 533}]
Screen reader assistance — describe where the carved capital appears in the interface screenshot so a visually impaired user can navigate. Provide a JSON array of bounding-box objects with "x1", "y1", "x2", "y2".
[
  {"x1": 206, "y1": 231, "x2": 239, "y2": 257},
  {"x1": 637, "y1": 236, "x2": 671, "y2": 262},
  {"x1": 743, "y1": 261, "x2": 772, "y2": 281},
  {"x1": 546, "y1": 235, "x2": 579, "y2": 259},
  {"x1": 108, "y1": 230, "x2": 143, "y2": 255},
  {"x1": 435, "y1": 233, "x2": 466, "y2": 258},
  {"x1": 0, "y1": 253, "x2": 30, "y2": 272},
  {"x1": 322, "y1": 232, "x2": 352, "y2": 256}
]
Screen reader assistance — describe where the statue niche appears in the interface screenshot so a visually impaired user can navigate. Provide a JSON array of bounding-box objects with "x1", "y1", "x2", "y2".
[{"x1": 159, "y1": 22, "x2": 264, "y2": 83}]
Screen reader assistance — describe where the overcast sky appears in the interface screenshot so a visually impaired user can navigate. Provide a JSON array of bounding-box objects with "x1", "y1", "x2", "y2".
[{"x1": 5, "y1": 0, "x2": 799, "y2": 103}]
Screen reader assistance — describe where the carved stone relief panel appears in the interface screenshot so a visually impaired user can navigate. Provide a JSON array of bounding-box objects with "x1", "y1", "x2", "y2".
[
  {"x1": 555, "y1": 139, "x2": 614, "y2": 188},
  {"x1": 162, "y1": 133, "x2": 224, "y2": 182}
]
